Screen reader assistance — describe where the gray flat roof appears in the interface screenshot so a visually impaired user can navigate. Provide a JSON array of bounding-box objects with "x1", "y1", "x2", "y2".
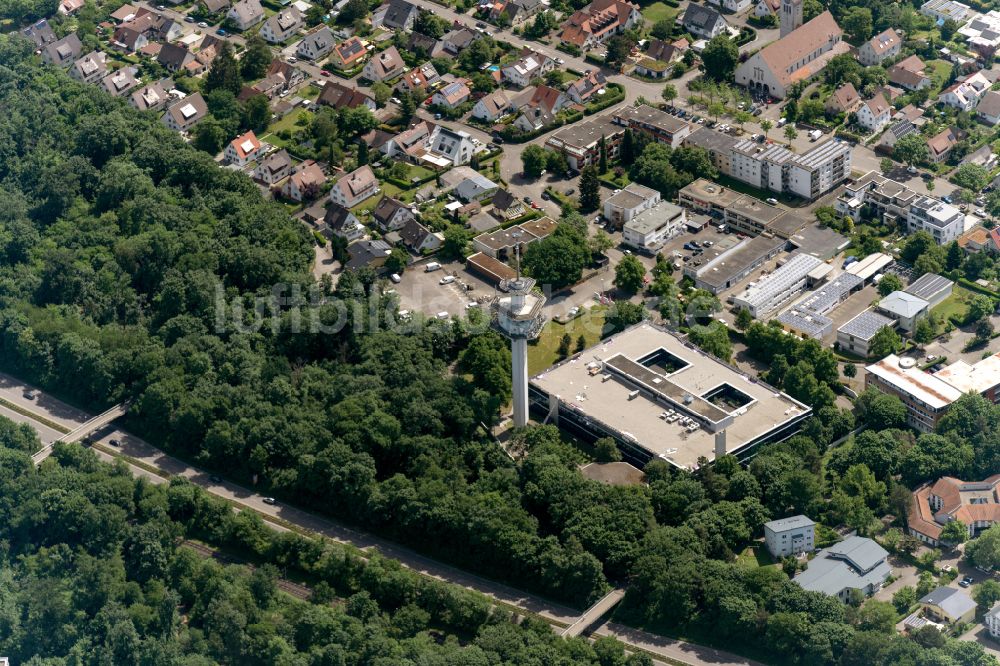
[
  {"x1": 625, "y1": 201, "x2": 683, "y2": 234},
  {"x1": 684, "y1": 127, "x2": 738, "y2": 154},
  {"x1": 547, "y1": 115, "x2": 622, "y2": 149},
  {"x1": 905, "y1": 273, "x2": 954, "y2": 300},
  {"x1": 728, "y1": 195, "x2": 784, "y2": 225},
  {"x1": 530, "y1": 323, "x2": 810, "y2": 469},
  {"x1": 765, "y1": 514, "x2": 816, "y2": 532},
  {"x1": 788, "y1": 224, "x2": 850, "y2": 261},
  {"x1": 776, "y1": 308, "x2": 833, "y2": 338},
  {"x1": 694, "y1": 235, "x2": 786, "y2": 290},
  {"x1": 920, "y1": 586, "x2": 977, "y2": 618},
  {"x1": 838, "y1": 309, "x2": 895, "y2": 341}
]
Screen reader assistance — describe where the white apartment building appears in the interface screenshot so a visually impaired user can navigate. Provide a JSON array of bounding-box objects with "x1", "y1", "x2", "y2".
[
  {"x1": 907, "y1": 195, "x2": 965, "y2": 244},
  {"x1": 729, "y1": 137, "x2": 852, "y2": 200},
  {"x1": 622, "y1": 202, "x2": 685, "y2": 252},
  {"x1": 764, "y1": 515, "x2": 816, "y2": 558},
  {"x1": 986, "y1": 603, "x2": 1000, "y2": 639},
  {"x1": 837, "y1": 171, "x2": 963, "y2": 244},
  {"x1": 604, "y1": 183, "x2": 661, "y2": 227}
]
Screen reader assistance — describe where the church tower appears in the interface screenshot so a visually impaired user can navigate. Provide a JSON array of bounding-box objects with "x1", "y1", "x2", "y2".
[{"x1": 780, "y1": 0, "x2": 803, "y2": 37}]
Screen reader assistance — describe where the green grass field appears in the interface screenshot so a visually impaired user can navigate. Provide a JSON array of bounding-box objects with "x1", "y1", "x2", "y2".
[
  {"x1": 735, "y1": 544, "x2": 777, "y2": 569},
  {"x1": 931, "y1": 284, "x2": 978, "y2": 324},
  {"x1": 641, "y1": 1, "x2": 679, "y2": 24},
  {"x1": 528, "y1": 307, "x2": 607, "y2": 375}
]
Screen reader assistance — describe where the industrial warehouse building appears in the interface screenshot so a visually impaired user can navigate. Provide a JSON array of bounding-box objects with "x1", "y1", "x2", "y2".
[
  {"x1": 529, "y1": 323, "x2": 811, "y2": 469},
  {"x1": 731, "y1": 253, "x2": 825, "y2": 318},
  {"x1": 775, "y1": 272, "x2": 864, "y2": 339},
  {"x1": 684, "y1": 234, "x2": 786, "y2": 294}
]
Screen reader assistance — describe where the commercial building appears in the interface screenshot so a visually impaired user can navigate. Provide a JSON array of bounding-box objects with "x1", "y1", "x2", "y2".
[
  {"x1": 877, "y1": 291, "x2": 929, "y2": 332},
  {"x1": 529, "y1": 323, "x2": 811, "y2": 469},
  {"x1": 919, "y1": 587, "x2": 977, "y2": 626},
  {"x1": 677, "y1": 178, "x2": 741, "y2": 218},
  {"x1": 776, "y1": 272, "x2": 863, "y2": 339},
  {"x1": 622, "y1": 202, "x2": 685, "y2": 253},
  {"x1": 545, "y1": 115, "x2": 624, "y2": 171},
  {"x1": 764, "y1": 515, "x2": 816, "y2": 558},
  {"x1": 731, "y1": 253, "x2": 824, "y2": 318},
  {"x1": 909, "y1": 475, "x2": 1000, "y2": 545},
  {"x1": 613, "y1": 104, "x2": 692, "y2": 148},
  {"x1": 836, "y1": 310, "x2": 897, "y2": 357},
  {"x1": 604, "y1": 183, "x2": 661, "y2": 227},
  {"x1": 472, "y1": 217, "x2": 557, "y2": 260},
  {"x1": 794, "y1": 536, "x2": 891, "y2": 602},
  {"x1": 845, "y1": 252, "x2": 894, "y2": 283},
  {"x1": 684, "y1": 235, "x2": 786, "y2": 294},
  {"x1": 865, "y1": 354, "x2": 965, "y2": 431},
  {"x1": 723, "y1": 195, "x2": 784, "y2": 236},
  {"x1": 905, "y1": 273, "x2": 954, "y2": 308},
  {"x1": 920, "y1": 0, "x2": 975, "y2": 25}
]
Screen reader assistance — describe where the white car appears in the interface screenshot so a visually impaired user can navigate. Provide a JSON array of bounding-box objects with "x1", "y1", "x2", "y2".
[
  {"x1": 287, "y1": 56, "x2": 297, "y2": 63},
  {"x1": 436, "y1": 311, "x2": 450, "y2": 319},
  {"x1": 556, "y1": 57, "x2": 565, "y2": 65},
  {"x1": 390, "y1": 273, "x2": 402, "y2": 283},
  {"x1": 198, "y1": 21, "x2": 208, "y2": 27},
  {"x1": 440, "y1": 275, "x2": 456, "y2": 285}
]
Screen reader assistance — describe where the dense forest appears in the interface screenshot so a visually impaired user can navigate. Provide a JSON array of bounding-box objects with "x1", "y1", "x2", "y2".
[
  {"x1": 0, "y1": 421, "x2": 656, "y2": 665},
  {"x1": 3, "y1": 31, "x2": 1000, "y2": 666}
]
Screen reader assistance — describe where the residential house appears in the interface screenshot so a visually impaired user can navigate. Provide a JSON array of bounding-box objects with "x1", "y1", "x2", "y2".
[
  {"x1": 957, "y1": 226, "x2": 998, "y2": 254},
  {"x1": 112, "y1": 24, "x2": 149, "y2": 52},
  {"x1": 157, "y1": 43, "x2": 194, "y2": 72},
  {"x1": 41, "y1": 33, "x2": 82, "y2": 67},
  {"x1": 297, "y1": 25, "x2": 336, "y2": 60},
  {"x1": 363, "y1": 46, "x2": 406, "y2": 82},
  {"x1": 59, "y1": 0, "x2": 85, "y2": 14},
  {"x1": 408, "y1": 32, "x2": 439, "y2": 56},
  {"x1": 471, "y1": 216, "x2": 556, "y2": 259},
  {"x1": 502, "y1": 49, "x2": 554, "y2": 87},
  {"x1": 545, "y1": 114, "x2": 625, "y2": 170},
  {"x1": 560, "y1": 0, "x2": 642, "y2": 50},
  {"x1": 707, "y1": 0, "x2": 751, "y2": 14},
  {"x1": 22, "y1": 19, "x2": 56, "y2": 48},
  {"x1": 492, "y1": 0, "x2": 544, "y2": 25},
  {"x1": 255, "y1": 149, "x2": 292, "y2": 185},
  {"x1": 396, "y1": 62, "x2": 440, "y2": 95},
  {"x1": 888, "y1": 55, "x2": 932, "y2": 91},
  {"x1": 330, "y1": 36, "x2": 368, "y2": 71},
  {"x1": 961, "y1": 144, "x2": 997, "y2": 170},
  {"x1": 683, "y1": 4, "x2": 728, "y2": 39},
  {"x1": 329, "y1": 165, "x2": 380, "y2": 208},
  {"x1": 454, "y1": 169, "x2": 500, "y2": 202},
  {"x1": 382, "y1": 121, "x2": 435, "y2": 160},
  {"x1": 131, "y1": 79, "x2": 174, "y2": 112},
  {"x1": 440, "y1": 27, "x2": 478, "y2": 54},
  {"x1": 224, "y1": 131, "x2": 263, "y2": 167},
  {"x1": 877, "y1": 117, "x2": 919, "y2": 152},
  {"x1": 986, "y1": 603, "x2": 1000, "y2": 639},
  {"x1": 426, "y1": 126, "x2": 477, "y2": 166},
  {"x1": 734, "y1": 11, "x2": 849, "y2": 99},
  {"x1": 858, "y1": 28, "x2": 901, "y2": 66},
  {"x1": 566, "y1": 70, "x2": 607, "y2": 105},
  {"x1": 70, "y1": 51, "x2": 108, "y2": 84},
  {"x1": 857, "y1": 93, "x2": 891, "y2": 133},
  {"x1": 162, "y1": 92, "x2": 208, "y2": 132},
  {"x1": 102, "y1": 66, "x2": 139, "y2": 97},
  {"x1": 203, "y1": 0, "x2": 231, "y2": 13},
  {"x1": 940, "y1": 70, "x2": 991, "y2": 111},
  {"x1": 432, "y1": 80, "x2": 472, "y2": 109},
  {"x1": 927, "y1": 126, "x2": 962, "y2": 163},
  {"x1": 514, "y1": 85, "x2": 567, "y2": 132},
  {"x1": 261, "y1": 7, "x2": 303, "y2": 43},
  {"x1": 282, "y1": 161, "x2": 326, "y2": 202},
  {"x1": 825, "y1": 82, "x2": 862, "y2": 114},
  {"x1": 960, "y1": 10, "x2": 1000, "y2": 59},
  {"x1": 398, "y1": 218, "x2": 443, "y2": 253},
  {"x1": 318, "y1": 81, "x2": 376, "y2": 110},
  {"x1": 323, "y1": 204, "x2": 366, "y2": 242},
  {"x1": 472, "y1": 89, "x2": 512, "y2": 121},
  {"x1": 157, "y1": 18, "x2": 184, "y2": 42},
  {"x1": 109, "y1": 3, "x2": 138, "y2": 21},
  {"x1": 346, "y1": 239, "x2": 392, "y2": 270},
  {"x1": 491, "y1": 190, "x2": 526, "y2": 220},
  {"x1": 648, "y1": 37, "x2": 688, "y2": 63},
  {"x1": 764, "y1": 515, "x2": 816, "y2": 558},
  {"x1": 754, "y1": 0, "x2": 780, "y2": 18},
  {"x1": 793, "y1": 536, "x2": 891, "y2": 602},
  {"x1": 920, "y1": 587, "x2": 977, "y2": 625},
  {"x1": 976, "y1": 89, "x2": 1000, "y2": 125},
  {"x1": 227, "y1": 0, "x2": 264, "y2": 30},
  {"x1": 372, "y1": 195, "x2": 415, "y2": 231},
  {"x1": 908, "y1": 475, "x2": 1000, "y2": 545},
  {"x1": 375, "y1": 0, "x2": 420, "y2": 30},
  {"x1": 268, "y1": 59, "x2": 305, "y2": 88}
]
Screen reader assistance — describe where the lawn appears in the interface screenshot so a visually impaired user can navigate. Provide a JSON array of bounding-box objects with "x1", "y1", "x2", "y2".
[
  {"x1": 925, "y1": 59, "x2": 954, "y2": 92},
  {"x1": 527, "y1": 306, "x2": 607, "y2": 375},
  {"x1": 931, "y1": 284, "x2": 978, "y2": 325},
  {"x1": 641, "y1": 1, "x2": 679, "y2": 24},
  {"x1": 735, "y1": 544, "x2": 777, "y2": 569}
]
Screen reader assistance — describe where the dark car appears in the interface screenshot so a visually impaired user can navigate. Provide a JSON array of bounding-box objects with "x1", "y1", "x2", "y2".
[
  {"x1": 109, "y1": 438, "x2": 120, "y2": 447},
  {"x1": 209, "y1": 475, "x2": 222, "y2": 483},
  {"x1": 184, "y1": 15, "x2": 195, "y2": 22}
]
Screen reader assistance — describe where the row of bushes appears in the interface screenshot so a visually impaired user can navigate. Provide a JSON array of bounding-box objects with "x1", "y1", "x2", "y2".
[{"x1": 583, "y1": 83, "x2": 625, "y2": 116}]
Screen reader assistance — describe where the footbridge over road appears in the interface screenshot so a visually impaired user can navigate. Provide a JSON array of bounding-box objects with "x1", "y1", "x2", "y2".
[
  {"x1": 561, "y1": 588, "x2": 626, "y2": 638},
  {"x1": 31, "y1": 402, "x2": 129, "y2": 465}
]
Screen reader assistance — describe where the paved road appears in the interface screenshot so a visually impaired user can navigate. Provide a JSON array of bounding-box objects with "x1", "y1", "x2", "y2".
[{"x1": 7, "y1": 373, "x2": 758, "y2": 666}]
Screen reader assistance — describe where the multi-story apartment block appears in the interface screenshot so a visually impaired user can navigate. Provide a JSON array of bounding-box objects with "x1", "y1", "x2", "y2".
[{"x1": 764, "y1": 515, "x2": 816, "y2": 558}]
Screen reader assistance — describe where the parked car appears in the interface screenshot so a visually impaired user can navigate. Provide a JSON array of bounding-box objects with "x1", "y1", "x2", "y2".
[
  {"x1": 425, "y1": 262, "x2": 442, "y2": 272},
  {"x1": 262, "y1": 497, "x2": 277, "y2": 505},
  {"x1": 440, "y1": 275, "x2": 456, "y2": 285},
  {"x1": 23, "y1": 389, "x2": 37, "y2": 399},
  {"x1": 390, "y1": 273, "x2": 402, "y2": 283},
  {"x1": 959, "y1": 576, "x2": 974, "y2": 587},
  {"x1": 942, "y1": 195, "x2": 953, "y2": 204},
  {"x1": 197, "y1": 21, "x2": 208, "y2": 27},
  {"x1": 109, "y1": 439, "x2": 120, "y2": 447},
  {"x1": 184, "y1": 15, "x2": 195, "y2": 22}
]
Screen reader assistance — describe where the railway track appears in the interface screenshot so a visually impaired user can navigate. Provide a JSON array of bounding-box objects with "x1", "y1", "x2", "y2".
[{"x1": 180, "y1": 539, "x2": 315, "y2": 601}]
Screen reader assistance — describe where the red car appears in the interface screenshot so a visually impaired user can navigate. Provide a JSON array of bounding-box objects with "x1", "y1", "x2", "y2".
[{"x1": 320, "y1": 70, "x2": 331, "y2": 77}]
